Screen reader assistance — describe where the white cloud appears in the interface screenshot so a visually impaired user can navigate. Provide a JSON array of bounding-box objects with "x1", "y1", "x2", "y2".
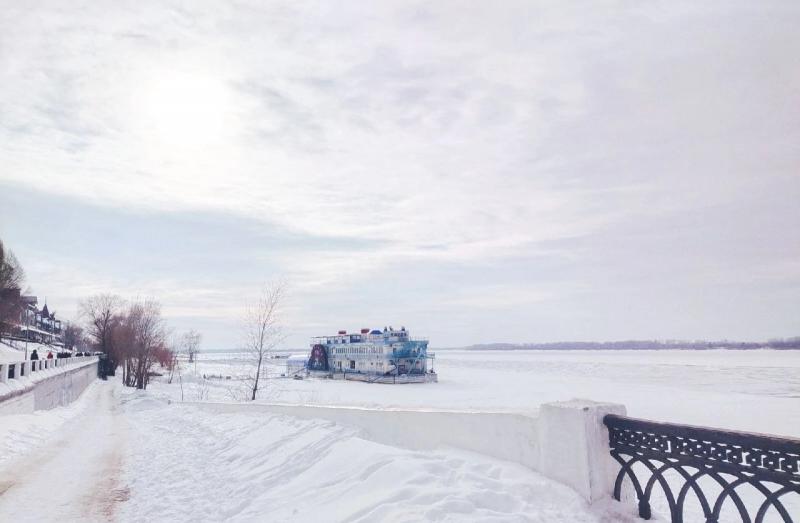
[{"x1": 1, "y1": 1, "x2": 798, "y2": 345}]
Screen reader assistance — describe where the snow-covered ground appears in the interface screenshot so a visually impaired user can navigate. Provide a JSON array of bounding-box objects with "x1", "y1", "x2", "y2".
[
  {"x1": 0, "y1": 340, "x2": 62, "y2": 362},
  {"x1": 0, "y1": 380, "x2": 636, "y2": 522},
  {"x1": 0, "y1": 381, "x2": 126, "y2": 522},
  {"x1": 0, "y1": 349, "x2": 797, "y2": 522},
  {"x1": 158, "y1": 349, "x2": 800, "y2": 437}
]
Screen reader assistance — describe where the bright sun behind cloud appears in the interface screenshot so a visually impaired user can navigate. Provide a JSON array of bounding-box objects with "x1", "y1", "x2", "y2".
[{"x1": 135, "y1": 70, "x2": 235, "y2": 149}]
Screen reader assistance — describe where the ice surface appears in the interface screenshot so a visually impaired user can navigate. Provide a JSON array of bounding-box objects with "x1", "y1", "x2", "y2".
[{"x1": 158, "y1": 349, "x2": 800, "y2": 436}]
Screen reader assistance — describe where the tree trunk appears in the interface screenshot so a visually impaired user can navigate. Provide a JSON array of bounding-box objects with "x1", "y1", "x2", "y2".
[{"x1": 251, "y1": 353, "x2": 263, "y2": 401}]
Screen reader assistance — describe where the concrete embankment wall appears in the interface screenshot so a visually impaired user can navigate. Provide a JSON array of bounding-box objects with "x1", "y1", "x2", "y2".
[
  {"x1": 188, "y1": 398, "x2": 625, "y2": 503},
  {"x1": 191, "y1": 402, "x2": 541, "y2": 469},
  {"x1": 0, "y1": 357, "x2": 98, "y2": 415}
]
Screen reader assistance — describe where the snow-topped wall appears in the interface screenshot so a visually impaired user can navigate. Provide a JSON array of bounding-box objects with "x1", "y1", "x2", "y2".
[
  {"x1": 188, "y1": 398, "x2": 625, "y2": 504},
  {"x1": 0, "y1": 357, "x2": 99, "y2": 415}
]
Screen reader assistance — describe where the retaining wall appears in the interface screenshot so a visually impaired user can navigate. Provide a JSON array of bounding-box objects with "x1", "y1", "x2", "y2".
[
  {"x1": 0, "y1": 356, "x2": 99, "y2": 415},
  {"x1": 188, "y1": 398, "x2": 625, "y2": 503}
]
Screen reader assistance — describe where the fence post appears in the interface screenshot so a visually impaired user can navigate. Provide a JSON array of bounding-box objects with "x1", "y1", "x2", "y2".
[{"x1": 538, "y1": 399, "x2": 626, "y2": 504}]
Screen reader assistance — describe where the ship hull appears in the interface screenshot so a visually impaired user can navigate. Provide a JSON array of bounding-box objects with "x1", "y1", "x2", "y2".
[{"x1": 308, "y1": 370, "x2": 438, "y2": 384}]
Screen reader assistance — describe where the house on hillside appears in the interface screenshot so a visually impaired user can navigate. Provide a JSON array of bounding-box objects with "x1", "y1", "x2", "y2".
[{"x1": 1, "y1": 291, "x2": 64, "y2": 347}]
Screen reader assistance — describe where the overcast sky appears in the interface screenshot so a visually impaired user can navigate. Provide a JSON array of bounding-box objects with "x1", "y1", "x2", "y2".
[{"x1": 1, "y1": 1, "x2": 798, "y2": 349}]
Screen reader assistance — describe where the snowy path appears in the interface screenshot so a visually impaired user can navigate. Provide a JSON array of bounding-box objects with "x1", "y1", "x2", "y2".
[{"x1": 0, "y1": 381, "x2": 128, "y2": 522}]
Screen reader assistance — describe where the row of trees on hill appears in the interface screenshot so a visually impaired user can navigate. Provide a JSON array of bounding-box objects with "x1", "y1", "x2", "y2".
[{"x1": 79, "y1": 294, "x2": 201, "y2": 390}]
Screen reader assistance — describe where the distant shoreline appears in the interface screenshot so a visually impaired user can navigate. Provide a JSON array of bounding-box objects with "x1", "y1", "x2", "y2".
[
  {"x1": 457, "y1": 346, "x2": 800, "y2": 351},
  {"x1": 198, "y1": 339, "x2": 800, "y2": 353},
  {"x1": 457, "y1": 339, "x2": 800, "y2": 351}
]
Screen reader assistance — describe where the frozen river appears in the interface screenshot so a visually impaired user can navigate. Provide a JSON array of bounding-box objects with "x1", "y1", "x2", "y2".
[{"x1": 164, "y1": 349, "x2": 800, "y2": 437}]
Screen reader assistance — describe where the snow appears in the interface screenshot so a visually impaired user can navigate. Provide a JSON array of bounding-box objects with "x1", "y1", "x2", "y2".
[
  {"x1": 0, "y1": 380, "x2": 638, "y2": 522},
  {"x1": 0, "y1": 340, "x2": 60, "y2": 363},
  {"x1": 0, "y1": 381, "x2": 125, "y2": 523},
  {"x1": 0, "y1": 381, "x2": 101, "y2": 466},
  {"x1": 0, "y1": 345, "x2": 21, "y2": 363},
  {"x1": 156, "y1": 349, "x2": 800, "y2": 437},
  {"x1": 117, "y1": 390, "x2": 634, "y2": 522},
  {"x1": 0, "y1": 349, "x2": 797, "y2": 522}
]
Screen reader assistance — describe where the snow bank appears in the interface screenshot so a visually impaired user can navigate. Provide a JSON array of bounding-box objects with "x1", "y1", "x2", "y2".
[
  {"x1": 0, "y1": 344, "x2": 22, "y2": 363},
  {"x1": 0, "y1": 381, "x2": 101, "y2": 466},
  {"x1": 119, "y1": 395, "x2": 638, "y2": 522},
  {"x1": 188, "y1": 401, "x2": 542, "y2": 468},
  {"x1": 0, "y1": 340, "x2": 62, "y2": 362},
  {"x1": 183, "y1": 397, "x2": 625, "y2": 504}
]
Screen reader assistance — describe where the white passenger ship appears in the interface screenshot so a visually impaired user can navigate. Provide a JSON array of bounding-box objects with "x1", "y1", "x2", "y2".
[{"x1": 299, "y1": 326, "x2": 437, "y2": 383}]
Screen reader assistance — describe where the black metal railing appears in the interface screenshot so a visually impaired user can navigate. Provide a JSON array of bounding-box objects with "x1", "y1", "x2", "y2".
[{"x1": 603, "y1": 414, "x2": 800, "y2": 523}]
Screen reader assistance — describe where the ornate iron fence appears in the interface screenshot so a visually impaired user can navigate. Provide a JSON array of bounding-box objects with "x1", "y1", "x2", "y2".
[{"x1": 603, "y1": 414, "x2": 800, "y2": 522}]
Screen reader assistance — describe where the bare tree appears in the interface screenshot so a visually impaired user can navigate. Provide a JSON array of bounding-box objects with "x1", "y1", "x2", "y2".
[
  {"x1": 167, "y1": 338, "x2": 185, "y2": 401},
  {"x1": 184, "y1": 329, "x2": 201, "y2": 363},
  {"x1": 125, "y1": 299, "x2": 166, "y2": 390},
  {"x1": 242, "y1": 282, "x2": 286, "y2": 401},
  {"x1": 167, "y1": 330, "x2": 201, "y2": 400},
  {"x1": 167, "y1": 334, "x2": 181, "y2": 385},
  {"x1": 79, "y1": 294, "x2": 124, "y2": 366},
  {"x1": 0, "y1": 239, "x2": 25, "y2": 341},
  {"x1": 63, "y1": 322, "x2": 85, "y2": 352},
  {"x1": 0, "y1": 239, "x2": 25, "y2": 291},
  {"x1": 112, "y1": 313, "x2": 135, "y2": 386}
]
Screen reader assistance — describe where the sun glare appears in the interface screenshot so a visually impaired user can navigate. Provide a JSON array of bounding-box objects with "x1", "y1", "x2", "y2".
[{"x1": 137, "y1": 70, "x2": 234, "y2": 148}]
